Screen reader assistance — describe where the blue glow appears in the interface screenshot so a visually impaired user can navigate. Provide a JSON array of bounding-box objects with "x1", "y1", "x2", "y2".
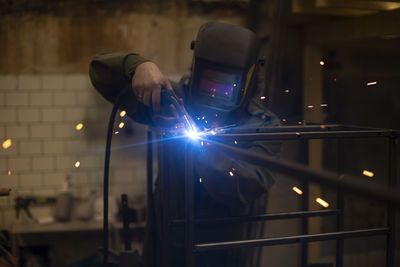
[{"x1": 186, "y1": 129, "x2": 200, "y2": 140}]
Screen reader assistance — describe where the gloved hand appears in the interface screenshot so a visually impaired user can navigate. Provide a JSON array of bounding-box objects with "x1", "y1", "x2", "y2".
[{"x1": 131, "y1": 61, "x2": 173, "y2": 113}]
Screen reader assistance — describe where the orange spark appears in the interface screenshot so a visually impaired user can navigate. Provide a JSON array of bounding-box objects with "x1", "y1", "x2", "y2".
[
  {"x1": 316, "y1": 197, "x2": 329, "y2": 208},
  {"x1": 363, "y1": 170, "x2": 374, "y2": 178},
  {"x1": 75, "y1": 123, "x2": 84, "y2": 131},
  {"x1": 292, "y1": 186, "x2": 303, "y2": 195},
  {"x1": 2, "y1": 139, "x2": 12, "y2": 149}
]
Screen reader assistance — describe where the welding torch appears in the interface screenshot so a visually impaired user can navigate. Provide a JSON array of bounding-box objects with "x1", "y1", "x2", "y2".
[{"x1": 161, "y1": 88, "x2": 198, "y2": 137}]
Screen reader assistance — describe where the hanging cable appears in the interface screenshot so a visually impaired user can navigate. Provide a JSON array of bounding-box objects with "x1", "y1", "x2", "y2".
[{"x1": 103, "y1": 102, "x2": 118, "y2": 266}]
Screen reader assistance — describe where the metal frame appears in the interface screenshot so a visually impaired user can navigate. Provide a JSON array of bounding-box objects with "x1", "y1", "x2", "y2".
[{"x1": 148, "y1": 125, "x2": 399, "y2": 267}]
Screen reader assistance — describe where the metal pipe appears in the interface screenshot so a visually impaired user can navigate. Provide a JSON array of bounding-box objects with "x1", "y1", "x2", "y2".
[
  {"x1": 386, "y1": 137, "x2": 397, "y2": 267},
  {"x1": 206, "y1": 140, "x2": 400, "y2": 205},
  {"x1": 194, "y1": 228, "x2": 389, "y2": 252},
  {"x1": 212, "y1": 129, "x2": 398, "y2": 141},
  {"x1": 185, "y1": 144, "x2": 195, "y2": 267},
  {"x1": 336, "y1": 139, "x2": 344, "y2": 267},
  {"x1": 171, "y1": 209, "x2": 339, "y2": 227},
  {"x1": 301, "y1": 179, "x2": 309, "y2": 267},
  {"x1": 146, "y1": 131, "x2": 153, "y2": 226}
]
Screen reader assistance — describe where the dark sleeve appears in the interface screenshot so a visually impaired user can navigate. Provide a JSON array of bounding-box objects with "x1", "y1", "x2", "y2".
[
  {"x1": 195, "y1": 140, "x2": 280, "y2": 206},
  {"x1": 89, "y1": 52, "x2": 154, "y2": 124}
]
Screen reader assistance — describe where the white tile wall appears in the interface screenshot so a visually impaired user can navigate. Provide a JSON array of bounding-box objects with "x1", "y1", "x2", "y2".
[
  {"x1": 42, "y1": 108, "x2": 65, "y2": 122},
  {"x1": 6, "y1": 93, "x2": 29, "y2": 106},
  {"x1": 30, "y1": 124, "x2": 53, "y2": 138},
  {"x1": 17, "y1": 108, "x2": 41, "y2": 122},
  {"x1": 6, "y1": 125, "x2": 30, "y2": 139},
  {"x1": 30, "y1": 92, "x2": 53, "y2": 106},
  {"x1": 0, "y1": 74, "x2": 147, "y2": 229},
  {"x1": 18, "y1": 75, "x2": 41, "y2": 90},
  {"x1": 0, "y1": 75, "x2": 17, "y2": 90}
]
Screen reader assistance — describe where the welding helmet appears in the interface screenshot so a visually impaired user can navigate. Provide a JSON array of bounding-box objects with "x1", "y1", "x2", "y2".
[{"x1": 187, "y1": 22, "x2": 260, "y2": 117}]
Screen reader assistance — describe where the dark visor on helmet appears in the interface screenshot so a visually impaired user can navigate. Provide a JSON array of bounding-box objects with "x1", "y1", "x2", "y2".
[{"x1": 192, "y1": 59, "x2": 244, "y2": 111}]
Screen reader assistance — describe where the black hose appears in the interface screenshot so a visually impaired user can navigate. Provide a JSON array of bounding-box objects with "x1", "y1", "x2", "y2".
[{"x1": 103, "y1": 102, "x2": 119, "y2": 266}]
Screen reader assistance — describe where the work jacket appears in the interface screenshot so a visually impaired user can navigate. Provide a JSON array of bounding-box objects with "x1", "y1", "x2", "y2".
[{"x1": 89, "y1": 53, "x2": 280, "y2": 267}]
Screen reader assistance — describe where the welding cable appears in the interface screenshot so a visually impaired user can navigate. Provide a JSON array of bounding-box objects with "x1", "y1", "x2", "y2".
[
  {"x1": 103, "y1": 91, "x2": 126, "y2": 266},
  {"x1": 103, "y1": 102, "x2": 118, "y2": 266}
]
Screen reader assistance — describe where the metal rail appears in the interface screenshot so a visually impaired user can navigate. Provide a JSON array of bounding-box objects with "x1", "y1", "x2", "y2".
[
  {"x1": 206, "y1": 140, "x2": 400, "y2": 205},
  {"x1": 149, "y1": 124, "x2": 399, "y2": 267},
  {"x1": 194, "y1": 228, "x2": 390, "y2": 252},
  {"x1": 171, "y1": 209, "x2": 339, "y2": 226}
]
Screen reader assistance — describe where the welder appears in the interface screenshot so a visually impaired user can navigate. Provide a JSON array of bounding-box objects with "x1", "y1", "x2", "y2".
[{"x1": 90, "y1": 22, "x2": 280, "y2": 267}]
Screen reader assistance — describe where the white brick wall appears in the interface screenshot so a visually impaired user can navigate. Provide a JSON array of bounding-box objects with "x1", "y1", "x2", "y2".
[
  {"x1": 0, "y1": 109, "x2": 17, "y2": 123},
  {"x1": 65, "y1": 74, "x2": 90, "y2": 90},
  {"x1": 17, "y1": 108, "x2": 41, "y2": 122},
  {"x1": 0, "y1": 75, "x2": 17, "y2": 90},
  {"x1": 6, "y1": 125, "x2": 29, "y2": 139},
  {"x1": 0, "y1": 93, "x2": 5, "y2": 106},
  {"x1": 32, "y1": 156, "x2": 55, "y2": 171},
  {"x1": 19, "y1": 141, "x2": 42, "y2": 155},
  {"x1": 42, "y1": 108, "x2": 64, "y2": 122},
  {"x1": 54, "y1": 92, "x2": 76, "y2": 106},
  {"x1": 8, "y1": 157, "x2": 31, "y2": 171},
  {"x1": 19, "y1": 173, "x2": 43, "y2": 187},
  {"x1": 55, "y1": 123, "x2": 76, "y2": 138},
  {"x1": 42, "y1": 75, "x2": 64, "y2": 90},
  {"x1": 30, "y1": 124, "x2": 53, "y2": 138},
  {"x1": 43, "y1": 140, "x2": 65, "y2": 154},
  {"x1": 18, "y1": 75, "x2": 41, "y2": 90},
  {"x1": 30, "y1": 92, "x2": 53, "y2": 106},
  {"x1": 6, "y1": 93, "x2": 29, "y2": 106},
  {"x1": 0, "y1": 74, "x2": 147, "y2": 228},
  {"x1": 0, "y1": 174, "x2": 18, "y2": 188}
]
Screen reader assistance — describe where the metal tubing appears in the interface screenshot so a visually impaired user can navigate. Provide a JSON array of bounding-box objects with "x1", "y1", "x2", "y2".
[
  {"x1": 159, "y1": 138, "x2": 169, "y2": 266},
  {"x1": 336, "y1": 139, "x2": 344, "y2": 267},
  {"x1": 336, "y1": 189, "x2": 344, "y2": 267},
  {"x1": 211, "y1": 125, "x2": 400, "y2": 142},
  {"x1": 194, "y1": 228, "x2": 389, "y2": 252},
  {"x1": 207, "y1": 140, "x2": 400, "y2": 205},
  {"x1": 171, "y1": 209, "x2": 339, "y2": 227},
  {"x1": 185, "y1": 144, "x2": 195, "y2": 267},
  {"x1": 301, "y1": 180, "x2": 309, "y2": 267},
  {"x1": 386, "y1": 137, "x2": 397, "y2": 267},
  {"x1": 147, "y1": 131, "x2": 153, "y2": 226}
]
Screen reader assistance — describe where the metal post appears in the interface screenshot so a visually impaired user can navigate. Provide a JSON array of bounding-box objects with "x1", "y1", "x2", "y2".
[
  {"x1": 159, "y1": 137, "x2": 169, "y2": 266},
  {"x1": 185, "y1": 144, "x2": 195, "y2": 267},
  {"x1": 386, "y1": 136, "x2": 397, "y2": 267},
  {"x1": 336, "y1": 189, "x2": 344, "y2": 267},
  {"x1": 301, "y1": 178, "x2": 309, "y2": 267},
  {"x1": 147, "y1": 131, "x2": 153, "y2": 226},
  {"x1": 194, "y1": 228, "x2": 389, "y2": 252},
  {"x1": 336, "y1": 139, "x2": 344, "y2": 267}
]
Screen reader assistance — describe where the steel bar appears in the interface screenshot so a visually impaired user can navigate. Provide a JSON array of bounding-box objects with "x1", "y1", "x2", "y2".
[
  {"x1": 159, "y1": 139, "x2": 169, "y2": 266},
  {"x1": 336, "y1": 189, "x2": 344, "y2": 267},
  {"x1": 212, "y1": 127, "x2": 399, "y2": 142},
  {"x1": 336, "y1": 139, "x2": 344, "y2": 267},
  {"x1": 146, "y1": 131, "x2": 153, "y2": 228},
  {"x1": 220, "y1": 124, "x2": 398, "y2": 134},
  {"x1": 207, "y1": 140, "x2": 400, "y2": 205},
  {"x1": 185, "y1": 144, "x2": 195, "y2": 267},
  {"x1": 194, "y1": 228, "x2": 389, "y2": 252},
  {"x1": 171, "y1": 209, "x2": 340, "y2": 227},
  {"x1": 301, "y1": 180, "x2": 309, "y2": 267},
  {"x1": 386, "y1": 137, "x2": 397, "y2": 267}
]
